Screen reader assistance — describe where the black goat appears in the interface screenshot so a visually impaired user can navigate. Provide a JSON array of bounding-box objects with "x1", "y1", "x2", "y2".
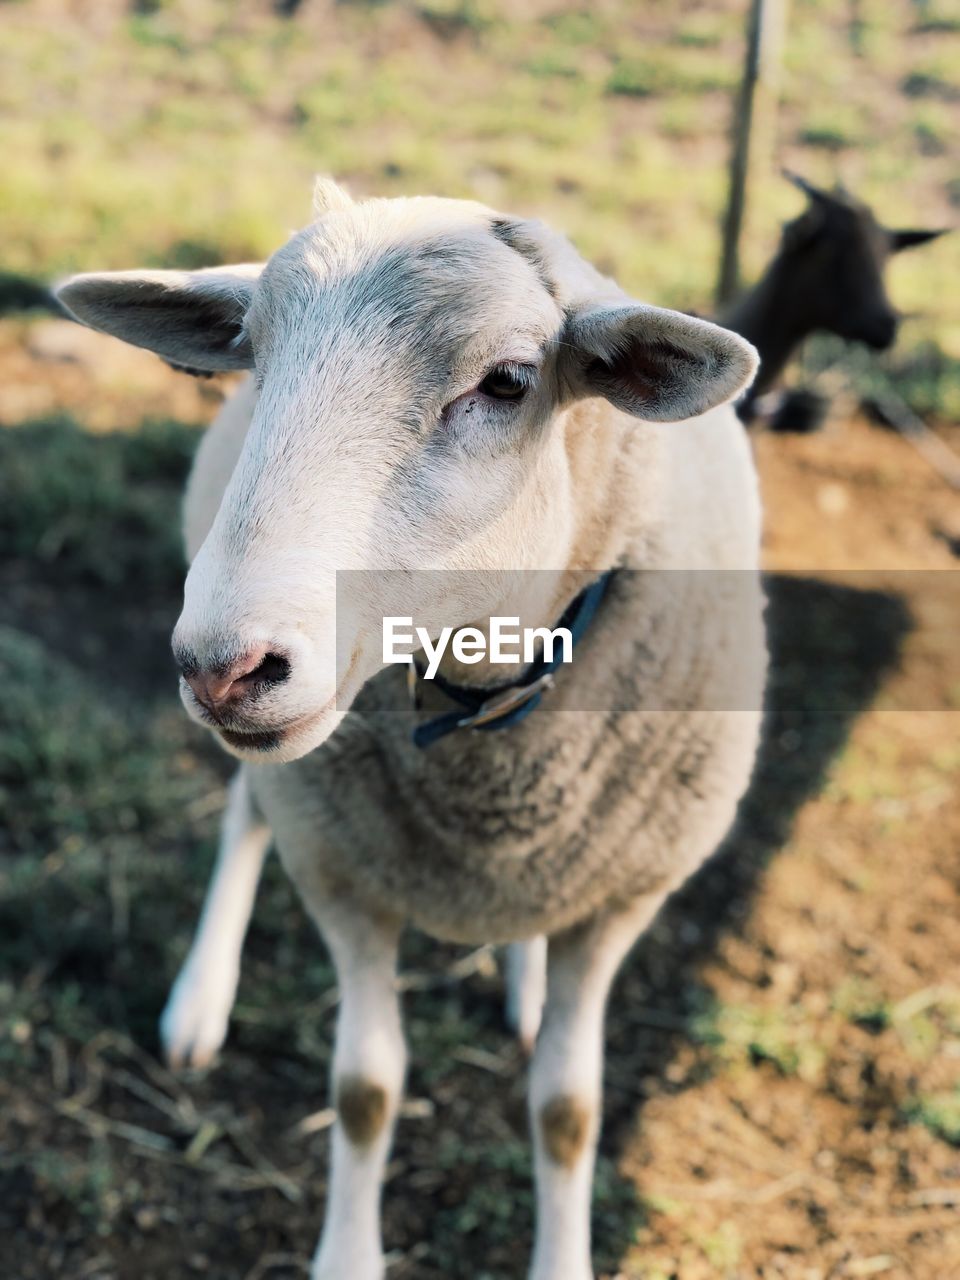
[{"x1": 724, "y1": 173, "x2": 946, "y2": 424}]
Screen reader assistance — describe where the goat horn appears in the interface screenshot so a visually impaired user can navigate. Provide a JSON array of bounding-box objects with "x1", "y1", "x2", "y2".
[{"x1": 782, "y1": 169, "x2": 830, "y2": 203}]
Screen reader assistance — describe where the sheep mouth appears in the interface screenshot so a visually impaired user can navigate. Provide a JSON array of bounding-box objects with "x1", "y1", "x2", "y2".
[
  {"x1": 218, "y1": 726, "x2": 285, "y2": 752},
  {"x1": 211, "y1": 698, "x2": 337, "y2": 756}
]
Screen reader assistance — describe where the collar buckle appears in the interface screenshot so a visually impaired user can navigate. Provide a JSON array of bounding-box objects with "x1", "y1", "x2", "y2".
[{"x1": 456, "y1": 671, "x2": 556, "y2": 730}]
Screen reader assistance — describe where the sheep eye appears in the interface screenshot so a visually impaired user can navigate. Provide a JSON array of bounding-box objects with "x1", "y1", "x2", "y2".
[{"x1": 478, "y1": 364, "x2": 532, "y2": 401}]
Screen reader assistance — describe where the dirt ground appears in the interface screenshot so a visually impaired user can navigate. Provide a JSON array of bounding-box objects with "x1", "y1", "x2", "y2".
[{"x1": 0, "y1": 323, "x2": 958, "y2": 1280}]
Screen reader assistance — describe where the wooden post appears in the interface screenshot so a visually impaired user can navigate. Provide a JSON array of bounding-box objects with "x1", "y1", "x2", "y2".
[{"x1": 716, "y1": 0, "x2": 786, "y2": 307}]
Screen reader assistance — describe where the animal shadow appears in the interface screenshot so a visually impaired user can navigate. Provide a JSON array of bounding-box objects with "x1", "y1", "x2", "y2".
[{"x1": 594, "y1": 573, "x2": 911, "y2": 1272}]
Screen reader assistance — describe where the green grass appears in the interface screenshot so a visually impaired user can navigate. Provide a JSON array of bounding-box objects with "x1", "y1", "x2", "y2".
[
  {"x1": 797, "y1": 103, "x2": 868, "y2": 151},
  {"x1": 0, "y1": 415, "x2": 196, "y2": 586},
  {"x1": 0, "y1": 411, "x2": 214, "y2": 1060},
  {"x1": 690, "y1": 995, "x2": 830, "y2": 1082},
  {"x1": 24, "y1": 1142, "x2": 120, "y2": 1233},
  {"x1": 0, "y1": 0, "x2": 956, "y2": 396},
  {"x1": 904, "y1": 1089, "x2": 960, "y2": 1145},
  {"x1": 0, "y1": 627, "x2": 160, "y2": 849},
  {"x1": 688, "y1": 980, "x2": 960, "y2": 1095}
]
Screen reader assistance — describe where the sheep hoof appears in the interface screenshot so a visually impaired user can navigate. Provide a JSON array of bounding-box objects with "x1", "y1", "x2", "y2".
[{"x1": 159, "y1": 953, "x2": 238, "y2": 1071}]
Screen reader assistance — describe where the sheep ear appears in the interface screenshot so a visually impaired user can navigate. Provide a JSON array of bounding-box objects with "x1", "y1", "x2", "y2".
[
  {"x1": 54, "y1": 264, "x2": 262, "y2": 371},
  {"x1": 312, "y1": 175, "x2": 354, "y2": 216},
  {"x1": 561, "y1": 304, "x2": 759, "y2": 422},
  {"x1": 887, "y1": 227, "x2": 949, "y2": 254}
]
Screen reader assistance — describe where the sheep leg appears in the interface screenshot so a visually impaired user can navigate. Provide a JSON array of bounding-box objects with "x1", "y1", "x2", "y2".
[
  {"x1": 527, "y1": 892, "x2": 667, "y2": 1280},
  {"x1": 505, "y1": 936, "x2": 547, "y2": 1054},
  {"x1": 160, "y1": 769, "x2": 270, "y2": 1069},
  {"x1": 309, "y1": 904, "x2": 406, "y2": 1280}
]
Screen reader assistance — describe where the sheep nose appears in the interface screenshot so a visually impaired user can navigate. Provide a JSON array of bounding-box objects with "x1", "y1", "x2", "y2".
[{"x1": 178, "y1": 646, "x2": 290, "y2": 711}]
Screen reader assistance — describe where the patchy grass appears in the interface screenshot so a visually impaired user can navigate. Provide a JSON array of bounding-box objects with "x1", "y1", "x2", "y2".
[
  {"x1": 905, "y1": 1089, "x2": 960, "y2": 1146},
  {"x1": 0, "y1": 0, "x2": 957, "y2": 397},
  {"x1": 797, "y1": 104, "x2": 867, "y2": 151},
  {"x1": 0, "y1": 626, "x2": 168, "y2": 853},
  {"x1": 687, "y1": 980, "x2": 960, "y2": 1092},
  {"x1": 690, "y1": 996, "x2": 831, "y2": 1082},
  {"x1": 0, "y1": 415, "x2": 195, "y2": 587}
]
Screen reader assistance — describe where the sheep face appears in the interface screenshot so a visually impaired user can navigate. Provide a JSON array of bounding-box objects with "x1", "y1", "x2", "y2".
[{"x1": 56, "y1": 190, "x2": 758, "y2": 764}]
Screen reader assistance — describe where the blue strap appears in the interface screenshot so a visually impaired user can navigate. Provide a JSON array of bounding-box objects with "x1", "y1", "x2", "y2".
[{"x1": 410, "y1": 570, "x2": 615, "y2": 749}]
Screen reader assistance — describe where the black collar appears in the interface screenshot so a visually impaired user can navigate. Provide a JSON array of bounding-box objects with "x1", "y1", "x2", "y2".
[{"x1": 408, "y1": 570, "x2": 615, "y2": 749}]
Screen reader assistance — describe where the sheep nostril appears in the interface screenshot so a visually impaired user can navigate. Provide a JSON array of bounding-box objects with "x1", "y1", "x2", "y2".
[
  {"x1": 239, "y1": 650, "x2": 291, "y2": 689},
  {"x1": 180, "y1": 645, "x2": 290, "y2": 712}
]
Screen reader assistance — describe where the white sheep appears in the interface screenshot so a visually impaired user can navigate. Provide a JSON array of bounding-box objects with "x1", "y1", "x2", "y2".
[{"x1": 57, "y1": 181, "x2": 765, "y2": 1280}]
